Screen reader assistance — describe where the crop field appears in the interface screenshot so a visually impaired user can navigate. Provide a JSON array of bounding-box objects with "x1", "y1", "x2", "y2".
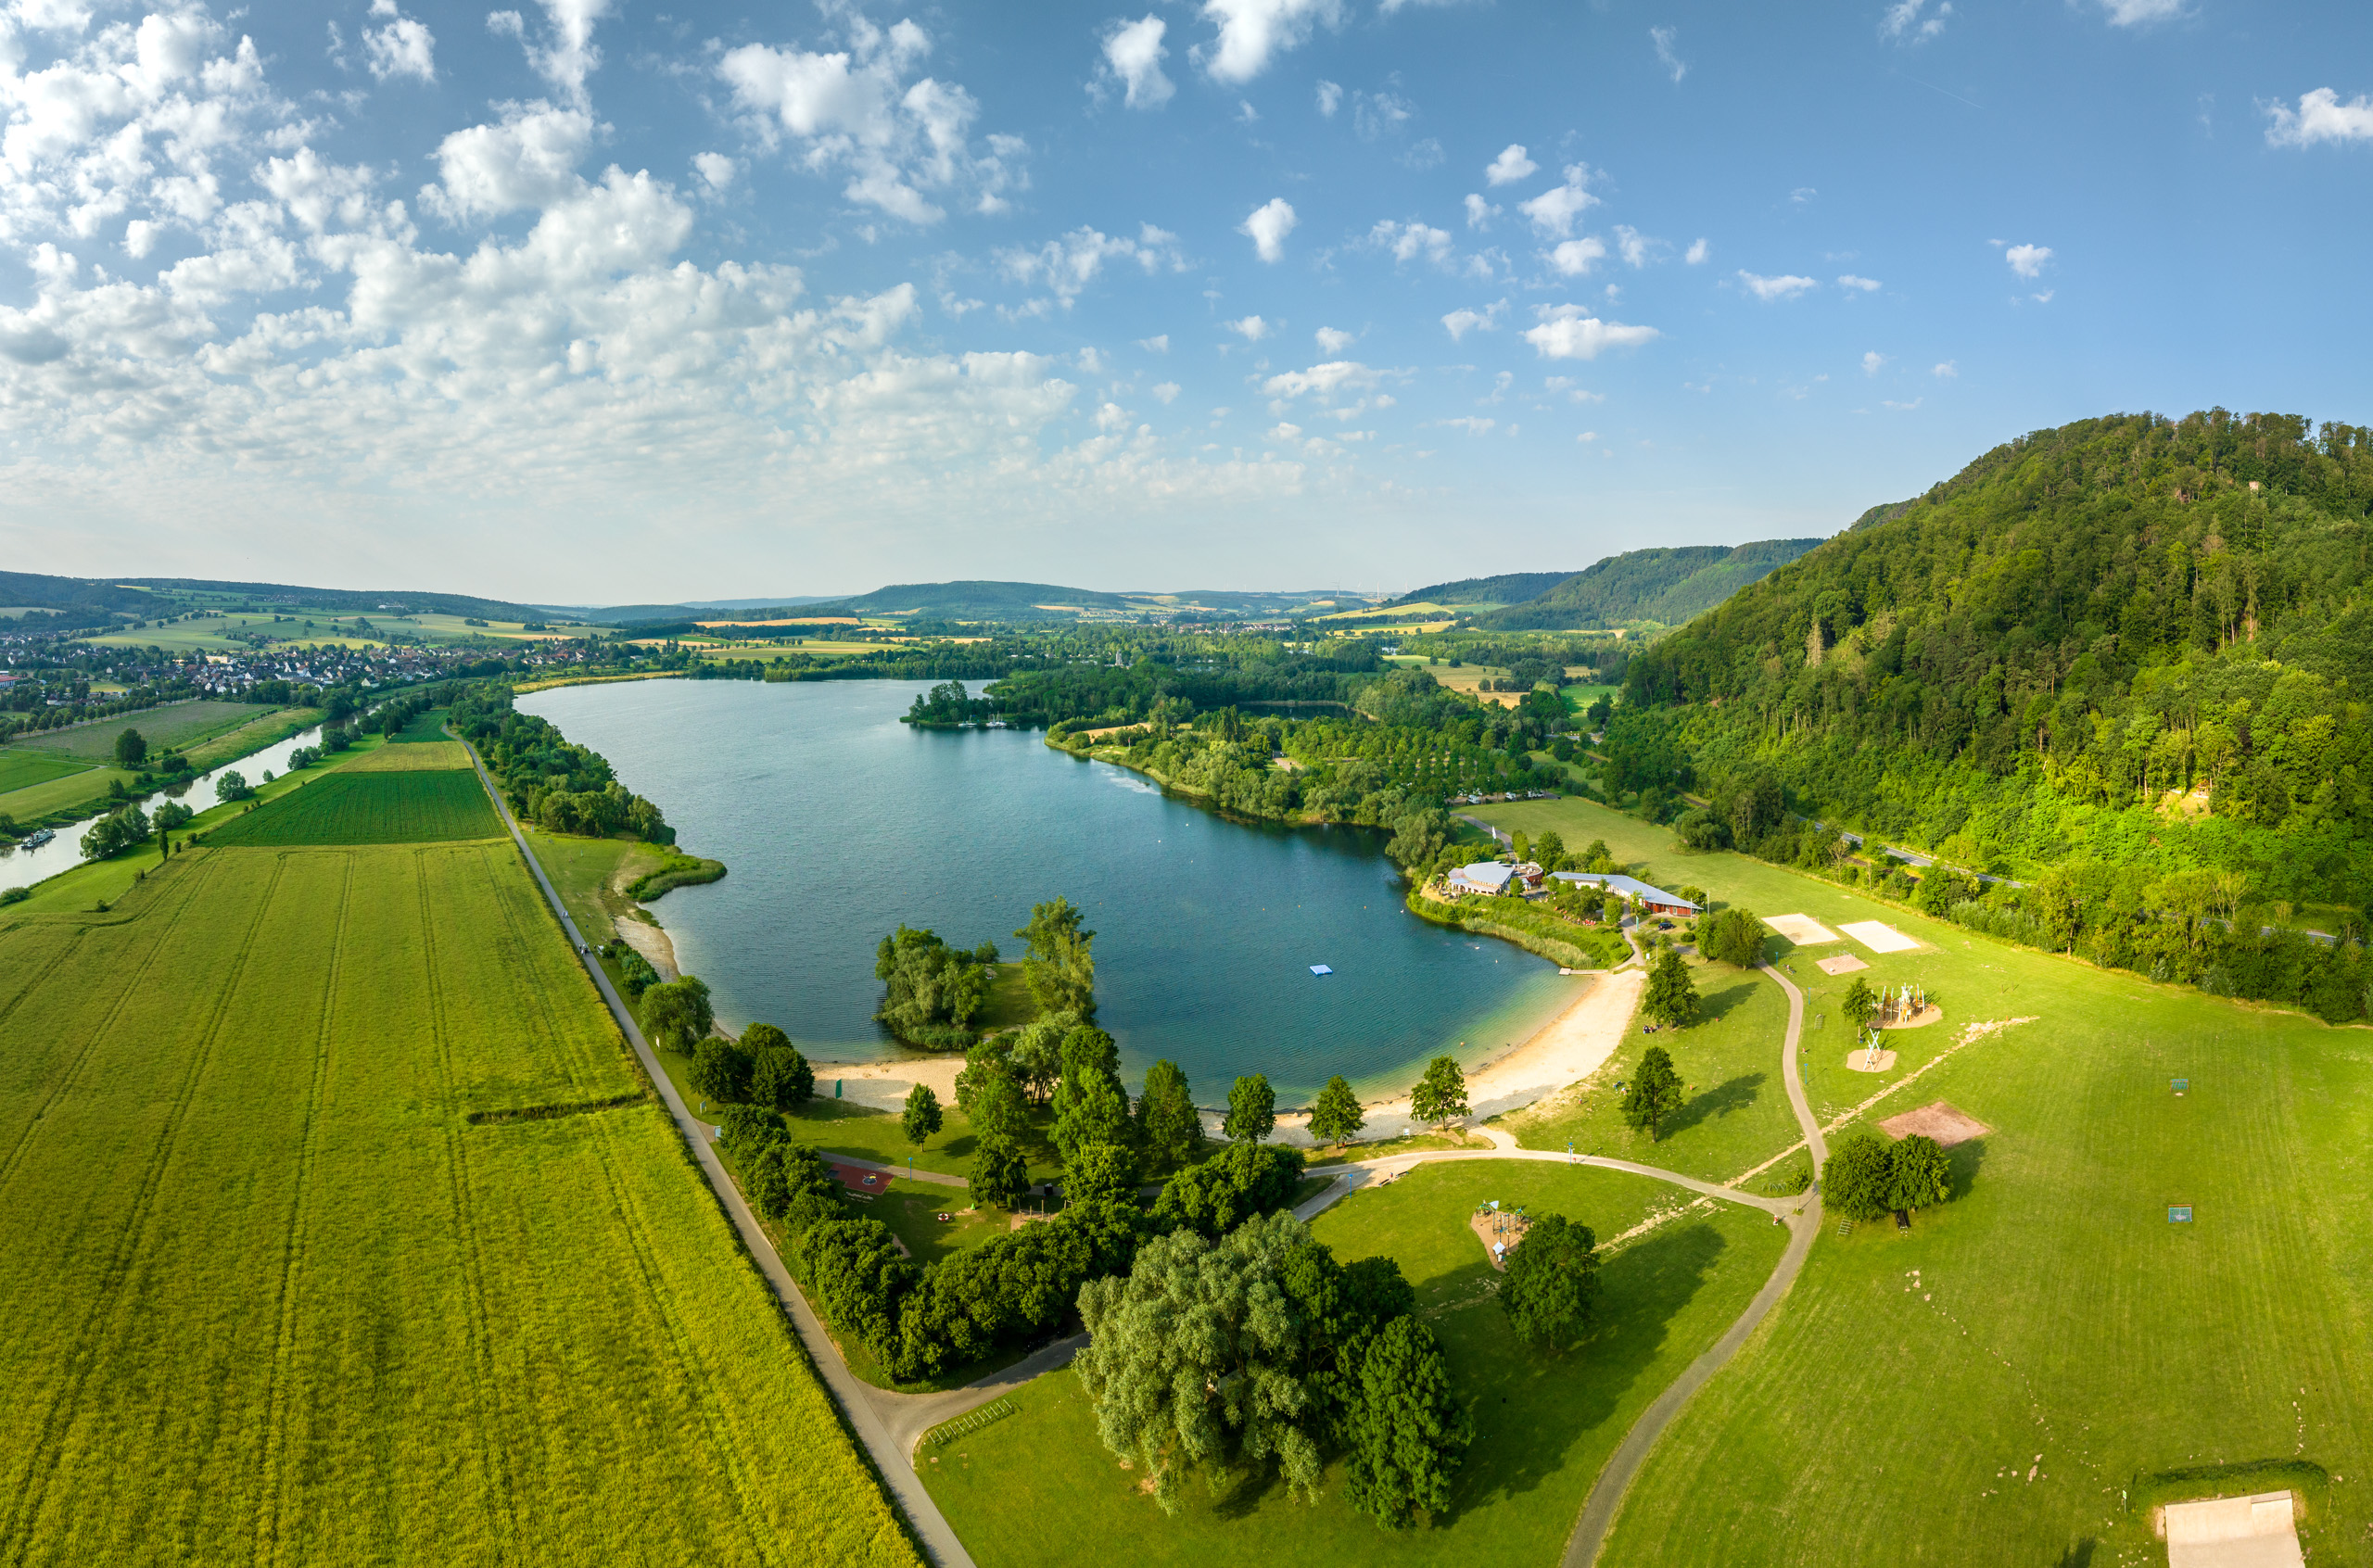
[
  {"x1": 0, "y1": 749, "x2": 90, "y2": 794},
  {"x1": 347, "y1": 739, "x2": 470, "y2": 771},
  {"x1": 921, "y1": 1162, "x2": 1788, "y2": 1568},
  {"x1": 1476, "y1": 792, "x2": 2373, "y2": 1563},
  {"x1": 207, "y1": 770, "x2": 501, "y2": 846},
  {"x1": 390, "y1": 707, "x2": 452, "y2": 741},
  {"x1": 14, "y1": 700, "x2": 261, "y2": 759},
  {"x1": 0, "y1": 841, "x2": 918, "y2": 1566}
]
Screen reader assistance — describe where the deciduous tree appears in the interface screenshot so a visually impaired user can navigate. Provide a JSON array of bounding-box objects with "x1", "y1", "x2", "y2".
[
  {"x1": 1886, "y1": 1132, "x2": 1952, "y2": 1212},
  {"x1": 1016, "y1": 895, "x2": 1098, "y2": 1016},
  {"x1": 1137, "y1": 1059, "x2": 1203, "y2": 1169},
  {"x1": 902, "y1": 1084, "x2": 944, "y2": 1146},
  {"x1": 1225, "y1": 1073, "x2": 1275, "y2": 1144},
  {"x1": 1409, "y1": 1056, "x2": 1468, "y2": 1135},
  {"x1": 638, "y1": 976, "x2": 714, "y2": 1053},
  {"x1": 1498, "y1": 1212, "x2": 1600, "y2": 1349},
  {"x1": 1306, "y1": 1075, "x2": 1365, "y2": 1146},
  {"x1": 113, "y1": 727, "x2": 146, "y2": 768},
  {"x1": 1344, "y1": 1315, "x2": 1470, "y2": 1529},
  {"x1": 689, "y1": 1036, "x2": 751, "y2": 1106},
  {"x1": 1620, "y1": 1044, "x2": 1683, "y2": 1141},
  {"x1": 970, "y1": 1136, "x2": 1030, "y2": 1210},
  {"x1": 1821, "y1": 1131, "x2": 1896, "y2": 1221},
  {"x1": 1642, "y1": 945, "x2": 1700, "y2": 1027}
]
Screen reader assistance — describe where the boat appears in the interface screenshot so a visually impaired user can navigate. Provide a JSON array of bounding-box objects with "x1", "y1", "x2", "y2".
[{"x1": 21, "y1": 828, "x2": 55, "y2": 848}]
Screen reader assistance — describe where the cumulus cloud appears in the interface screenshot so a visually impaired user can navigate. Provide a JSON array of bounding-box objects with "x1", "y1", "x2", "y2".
[
  {"x1": 1315, "y1": 79, "x2": 1341, "y2": 116},
  {"x1": 1649, "y1": 26, "x2": 1686, "y2": 82},
  {"x1": 2098, "y1": 0, "x2": 2184, "y2": 24},
  {"x1": 1224, "y1": 313, "x2": 1270, "y2": 340},
  {"x1": 1151, "y1": 380, "x2": 1180, "y2": 402},
  {"x1": 1861, "y1": 350, "x2": 1884, "y2": 374},
  {"x1": 1435, "y1": 416, "x2": 1495, "y2": 435},
  {"x1": 1440, "y1": 300, "x2": 1506, "y2": 341},
  {"x1": 996, "y1": 222, "x2": 1186, "y2": 307},
  {"x1": 1139, "y1": 334, "x2": 1170, "y2": 352},
  {"x1": 2264, "y1": 88, "x2": 2373, "y2": 147},
  {"x1": 2004, "y1": 243, "x2": 2051, "y2": 279},
  {"x1": 1837, "y1": 273, "x2": 1881, "y2": 291},
  {"x1": 1518, "y1": 164, "x2": 1597, "y2": 236},
  {"x1": 1484, "y1": 143, "x2": 1536, "y2": 185},
  {"x1": 1933, "y1": 360, "x2": 1958, "y2": 377},
  {"x1": 503, "y1": 0, "x2": 613, "y2": 106},
  {"x1": 1684, "y1": 237, "x2": 1710, "y2": 264},
  {"x1": 1262, "y1": 360, "x2": 1385, "y2": 398},
  {"x1": 693, "y1": 151, "x2": 737, "y2": 191},
  {"x1": 424, "y1": 103, "x2": 597, "y2": 222},
  {"x1": 1546, "y1": 237, "x2": 1606, "y2": 276},
  {"x1": 1366, "y1": 218, "x2": 1453, "y2": 267},
  {"x1": 1737, "y1": 270, "x2": 1818, "y2": 301},
  {"x1": 1097, "y1": 16, "x2": 1174, "y2": 109},
  {"x1": 1463, "y1": 193, "x2": 1499, "y2": 230},
  {"x1": 362, "y1": 5, "x2": 437, "y2": 82},
  {"x1": 1240, "y1": 196, "x2": 1296, "y2": 261},
  {"x1": 1612, "y1": 225, "x2": 1669, "y2": 268},
  {"x1": 1195, "y1": 0, "x2": 1346, "y2": 86},
  {"x1": 719, "y1": 14, "x2": 1026, "y2": 223},
  {"x1": 1522, "y1": 304, "x2": 1657, "y2": 360},
  {"x1": 1314, "y1": 325, "x2": 1354, "y2": 352},
  {"x1": 1880, "y1": 0, "x2": 1951, "y2": 42}
]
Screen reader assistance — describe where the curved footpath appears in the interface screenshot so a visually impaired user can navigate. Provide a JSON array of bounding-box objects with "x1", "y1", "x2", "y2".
[
  {"x1": 1558, "y1": 960, "x2": 1829, "y2": 1568},
  {"x1": 463, "y1": 744, "x2": 980, "y2": 1568}
]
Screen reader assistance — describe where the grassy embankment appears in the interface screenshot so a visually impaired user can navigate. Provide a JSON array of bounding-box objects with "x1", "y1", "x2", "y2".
[
  {"x1": 0, "y1": 766, "x2": 920, "y2": 1563},
  {"x1": 1, "y1": 700, "x2": 321, "y2": 828},
  {"x1": 1472, "y1": 792, "x2": 2373, "y2": 1565},
  {"x1": 922, "y1": 1161, "x2": 1788, "y2": 1566}
]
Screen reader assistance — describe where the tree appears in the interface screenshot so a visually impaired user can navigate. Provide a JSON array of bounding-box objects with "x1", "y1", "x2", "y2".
[
  {"x1": 968, "y1": 1066, "x2": 1029, "y2": 1148},
  {"x1": 1886, "y1": 1133, "x2": 1953, "y2": 1212},
  {"x1": 214, "y1": 770, "x2": 253, "y2": 803},
  {"x1": 1137, "y1": 1059, "x2": 1203, "y2": 1169},
  {"x1": 1498, "y1": 1212, "x2": 1601, "y2": 1348},
  {"x1": 114, "y1": 727, "x2": 146, "y2": 769},
  {"x1": 1621, "y1": 1045, "x2": 1684, "y2": 1141},
  {"x1": 1225, "y1": 1073, "x2": 1275, "y2": 1144},
  {"x1": 1531, "y1": 829, "x2": 1566, "y2": 871},
  {"x1": 1840, "y1": 976, "x2": 1877, "y2": 1028},
  {"x1": 689, "y1": 1036, "x2": 752, "y2": 1105},
  {"x1": 1153, "y1": 1141, "x2": 1306, "y2": 1238},
  {"x1": 1015, "y1": 894, "x2": 1097, "y2": 1016},
  {"x1": 1344, "y1": 1315, "x2": 1471, "y2": 1529},
  {"x1": 1065, "y1": 1140, "x2": 1140, "y2": 1207},
  {"x1": 1053, "y1": 1073, "x2": 1130, "y2": 1164},
  {"x1": 1821, "y1": 1131, "x2": 1896, "y2": 1220},
  {"x1": 744, "y1": 1023, "x2": 815, "y2": 1110},
  {"x1": 1049, "y1": 1025, "x2": 1123, "y2": 1138},
  {"x1": 79, "y1": 803, "x2": 153, "y2": 861},
  {"x1": 873, "y1": 925, "x2": 991, "y2": 1047},
  {"x1": 1007, "y1": 1017, "x2": 1069, "y2": 1104},
  {"x1": 971, "y1": 1136, "x2": 1030, "y2": 1210},
  {"x1": 639, "y1": 976, "x2": 714, "y2": 1053},
  {"x1": 902, "y1": 1084, "x2": 944, "y2": 1146},
  {"x1": 1073, "y1": 1211, "x2": 1326, "y2": 1511},
  {"x1": 1698, "y1": 907, "x2": 1766, "y2": 967},
  {"x1": 1306, "y1": 1075, "x2": 1365, "y2": 1147},
  {"x1": 1642, "y1": 945, "x2": 1700, "y2": 1027},
  {"x1": 1409, "y1": 1056, "x2": 1468, "y2": 1135},
  {"x1": 152, "y1": 800, "x2": 194, "y2": 832}
]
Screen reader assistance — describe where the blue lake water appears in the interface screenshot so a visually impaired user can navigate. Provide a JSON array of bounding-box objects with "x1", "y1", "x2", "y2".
[{"x1": 519, "y1": 678, "x2": 1572, "y2": 1106}]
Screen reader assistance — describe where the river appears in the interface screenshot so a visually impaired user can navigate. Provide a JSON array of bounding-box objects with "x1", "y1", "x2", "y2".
[{"x1": 519, "y1": 678, "x2": 1574, "y2": 1105}]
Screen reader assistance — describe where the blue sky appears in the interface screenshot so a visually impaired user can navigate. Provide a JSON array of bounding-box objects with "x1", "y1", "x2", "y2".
[{"x1": 2, "y1": 0, "x2": 2367, "y2": 602}]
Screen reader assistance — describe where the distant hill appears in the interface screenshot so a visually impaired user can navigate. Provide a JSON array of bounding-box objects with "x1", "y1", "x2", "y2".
[
  {"x1": 556, "y1": 597, "x2": 839, "y2": 624},
  {"x1": 3, "y1": 571, "x2": 551, "y2": 624},
  {"x1": 1385, "y1": 572, "x2": 1576, "y2": 610},
  {"x1": 1478, "y1": 539, "x2": 1823, "y2": 629}
]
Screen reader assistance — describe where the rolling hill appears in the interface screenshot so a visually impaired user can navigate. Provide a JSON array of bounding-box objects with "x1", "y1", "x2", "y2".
[
  {"x1": 1478, "y1": 540, "x2": 1823, "y2": 630},
  {"x1": 1384, "y1": 571, "x2": 1576, "y2": 610}
]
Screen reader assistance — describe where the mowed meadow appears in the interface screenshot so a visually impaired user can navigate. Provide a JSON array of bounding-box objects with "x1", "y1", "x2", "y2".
[
  {"x1": 1478, "y1": 793, "x2": 2373, "y2": 1564},
  {"x1": 0, "y1": 830, "x2": 918, "y2": 1562}
]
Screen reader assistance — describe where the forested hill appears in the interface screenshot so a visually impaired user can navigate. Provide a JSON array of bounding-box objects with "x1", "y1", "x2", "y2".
[
  {"x1": 1386, "y1": 571, "x2": 1575, "y2": 608},
  {"x1": 1615, "y1": 409, "x2": 2373, "y2": 904},
  {"x1": 1479, "y1": 539, "x2": 1821, "y2": 630}
]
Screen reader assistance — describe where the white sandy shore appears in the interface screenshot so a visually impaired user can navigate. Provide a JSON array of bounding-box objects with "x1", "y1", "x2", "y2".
[{"x1": 613, "y1": 913, "x2": 680, "y2": 982}]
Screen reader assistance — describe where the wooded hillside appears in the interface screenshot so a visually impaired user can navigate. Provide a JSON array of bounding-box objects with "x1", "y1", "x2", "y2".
[{"x1": 1481, "y1": 539, "x2": 1821, "y2": 630}]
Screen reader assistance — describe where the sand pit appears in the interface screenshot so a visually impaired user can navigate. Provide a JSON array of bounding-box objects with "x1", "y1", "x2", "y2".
[
  {"x1": 1844, "y1": 1048, "x2": 1897, "y2": 1072},
  {"x1": 2162, "y1": 1490, "x2": 2303, "y2": 1568},
  {"x1": 1878, "y1": 1101, "x2": 1991, "y2": 1147},
  {"x1": 1816, "y1": 953, "x2": 1870, "y2": 976},
  {"x1": 1840, "y1": 919, "x2": 1920, "y2": 953},
  {"x1": 1763, "y1": 913, "x2": 1842, "y2": 945},
  {"x1": 1879, "y1": 1003, "x2": 1944, "y2": 1030},
  {"x1": 1469, "y1": 1208, "x2": 1531, "y2": 1271}
]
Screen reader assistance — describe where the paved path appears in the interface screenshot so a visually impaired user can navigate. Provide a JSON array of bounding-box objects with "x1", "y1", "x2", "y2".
[
  {"x1": 463, "y1": 744, "x2": 977, "y2": 1568},
  {"x1": 1560, "y1": 960, "x2": 1827, "y2": 1568}
]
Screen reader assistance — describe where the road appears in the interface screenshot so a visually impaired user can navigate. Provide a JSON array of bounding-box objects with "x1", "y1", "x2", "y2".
[
  {"x1": 463, "y1": 741, "x2": 979, "y2": 1568},
  {"x1": 1559, "y1": 960, "x2": 1827, "y2": 1568}
]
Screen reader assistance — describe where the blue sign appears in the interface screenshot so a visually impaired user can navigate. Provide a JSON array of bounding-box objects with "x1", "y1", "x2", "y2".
[
  {"x1": 2168, "y1": 1206, "x2": 2192, "y2": 1223},
  {"x1": 2171, "y1": 1078, "x2": 2189, "y2": 1093}
]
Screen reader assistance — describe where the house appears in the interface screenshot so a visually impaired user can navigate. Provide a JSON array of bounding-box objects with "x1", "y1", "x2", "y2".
[
  {"x1": 1447, "y1": 861, "x2": 1516, "y2": 896},
  {"x1": 1550, "y1": 871, "x2": 1700, "y2": 917}
]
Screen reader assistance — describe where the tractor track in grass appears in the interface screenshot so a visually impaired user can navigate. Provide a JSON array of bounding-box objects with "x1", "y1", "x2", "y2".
[{"x1": 0, "y1": 854, "x2": 285, "y2": 1552}]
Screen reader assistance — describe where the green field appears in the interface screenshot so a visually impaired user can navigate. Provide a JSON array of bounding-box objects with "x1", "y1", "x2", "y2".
[
  {"x1": 0, "y1": 841, "x2": 919, "y2": 1565},
  {"x1": 346, "y1": 739, "x2": 471, "y2": 771},
  {"x1": 1470, "y1": 792, "x2": 2373, "y2": 1563},
  {"x1": 921, "y1": 1161, "x2": 1789, "y2": 1567},
  {"x1": 0, "y1": 749, "x2": 90, "y2": 795},
  {"x1": 207, "y1": 770, "x2": 502, "y2": 846},
  {"x1": 519, "y1": 827, "x2": 660, "y2": 945},
  {"x1": 390, "y1": 707, "x2": 452, "y2": 741},
  {"x1": 11, "y1": 699, "x2": 262, "y2": 759}
]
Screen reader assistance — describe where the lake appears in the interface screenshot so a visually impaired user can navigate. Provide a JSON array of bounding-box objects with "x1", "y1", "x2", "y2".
[{"x1": 518, "y1": 678, "x2": 1574, "y2": 1106}]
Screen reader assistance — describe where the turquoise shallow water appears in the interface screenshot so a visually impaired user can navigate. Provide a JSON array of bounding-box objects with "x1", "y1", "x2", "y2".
[{"x1": 519, "y1": 678, "x2": 1572, "y2": 1105}]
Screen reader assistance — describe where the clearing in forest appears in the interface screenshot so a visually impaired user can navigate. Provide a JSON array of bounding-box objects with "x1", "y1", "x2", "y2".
[
  {"x1": 206, "y1": 769, "x2": 501, "y2": 846},
  {"x1": 0, "y1": 839, "x2": 917, "y2": 1566}
]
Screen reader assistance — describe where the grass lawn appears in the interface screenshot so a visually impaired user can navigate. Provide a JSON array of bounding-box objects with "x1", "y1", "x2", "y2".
[
  {"x1": 520, "y1": 827, "x2": 662, "y2": 946},
  {"x1": 206, "y1": 770, "x2": 502, "y2": 847},
  {"x1": 975, "y1": 966, "x2": 1039, "y2": 1031},
  {"x1": 1470, "y1": 791, "x2": 2373, "y2": 1563},
  {"x1": 0, "y1": 839, "x2": 920, "y2": 1565},
  {"x1": 0, "y1": 750, "x2": 91, "y2": 795},
  {"x1": 869, "y1": 1179, "x2": 1011, "y2": 1267},
  {"x1": 659, "y1": 1070, "x2": 1069, "y2": 1186},
  {"x1": 921, "y1": 1161, "x2": 1790, "y2": 1567}
]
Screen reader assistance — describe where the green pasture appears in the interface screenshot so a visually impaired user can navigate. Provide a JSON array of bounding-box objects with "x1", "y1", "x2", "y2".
[
  {"x1": 346, "y1": 740, "x2": 471, "y2": 771},
  {"x1": 922, "y1": 1162, "x2": 1789, "y2": 1568},
  {"x1": 11, "y1": 699, "x2": 261, "y2": 760},
  {"x1": 520, "y1": 827, "x2": 662, "y2": 945},
  {"x1": 206, "y1": 770, "x2": 501, "y2": 847},
  {"x1": 390, "y1": 707, "x2": 452, "y2": 741},
  {"x1": 1471, "y1": 792, "x2": 2373, "y2": 1562},
  {"x1": 0, "y1": 750, "x2": 90, "y2": 795},
  {"x1": 0, "y1": 841, "x2": 919, "y2": 1565}
]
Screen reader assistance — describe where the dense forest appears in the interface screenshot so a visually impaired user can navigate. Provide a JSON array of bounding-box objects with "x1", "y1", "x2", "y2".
[
  {"x1": 1613, "y1": 410, "x2": 2372, "y2": 913},
  {"x1": 1479, "y1": 539, "x2": 1821, "y2": 630},
  {"x1": 1387, "y1": 571, "x2": 1576, "y2": 608}
]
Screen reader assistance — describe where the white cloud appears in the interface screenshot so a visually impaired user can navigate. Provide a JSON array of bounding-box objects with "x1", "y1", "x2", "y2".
[
  {"x1": 1790, "y1": 186, "x2": 1817, "y2": 206},
  {"x1": 1139, "y1": 334, "x2": 1170, "y2": 352},
  {"x1": 1367, "y1": 218, "x2": 1453, "y2": 267},
  {"x1": 1546, "y1": 236, "x2": 1606, "y2": 276},
  {"x1": 1314, "y1": 325, "x2": 1354, "y2": 353},
  {"x1": 506, "y1": 0, "x2": 613, "y2": 106},
  {"x1": 1837, "y1": 273, "x2": 1881, "y2": 291},
  {"x1": 362, "y1": 8, "x2": 437, "y2": 82},
  {"x1": 1315, "y1": 79, "x2": 1341, "y2": 116},
  {"x1": 1861, "y1": 350, "x2": 1884, "y2": 374},
  {"x1": 1151, "y1": 380, "x2": 1181, "y2": 402},
  {"x1": 693, "y1": 151, "x2": 737, "y2": 191},
  {"x1": 1463, "y1": 193, "x2": 1499, "y2": 230},
  {"x1": 1649, "y1": 26, "x2": 1686, "y2": 82},
  {"x1": 2099, "y1": 0, "x2": 2184, "y2": 24},
  {"x1": 1195, "y1": 0, "x2": 1346, "y2": 86},
  {"x1": 1351, "y1": 87, "x2": 1414, "y2": 141},
  {"x1": 1098, "y1": 16, "x2": 1174, "y2": 110},
  {"x1": 1263, "y1": 360, "x2": 1384, "y2": 398},
  {"x1": 1523, "y1": 304, "x2": 1658, "y2": 360},
  {"x1": 1880, "y1": 0, "x2": 1951, "y2": 42},
  {"x1": 2029, "y1": 289, "x2": 2054, "y2": 304},
  {"x1": 1224, "y1": 314, "x2": 1271, "y2": 340},
  {"x1": 996, "y1": 223, "x2": 1186, "y2": 307},
  {"x1": 2005, "y1": 243, "x2": 2051, "y2": 279},
  {"x1": 1436, "y1": 416, "x2": 1495, "y2": 435},
  {"x1": 1613, "y1": 225, "x2": 1670, "y2": 268},
  {"x1": 1884, "y1": 397, "x2": 1923, "y2": 411},
  {"x1": 1518, "y1": 164, "x2": 1597, "y2": 236},
  {"x1": 1737, "y1": 270, "x2": 1817, "y2": 301},
  {"x1": 1440, "y1": 299, "x2": 1506, "y2": 341},
  {"x1": 1933, "y1": 360, "x2": 1958, "y2": 377},
  {"x1": 424, "y1": 104, "x2": 597, "y2": 222},
  {"x1": 2264, "y1": 88, "x2": 2373, "y2": 147},
  {"x1": 1240, "y1": 196, "x2": 1296, "y2": 261},
  {"x1": 1684, "y1": 237, "x2": 1710, "y2": 265},
  {"x1": 1484, "y1": 143, "x2": 1536, "y2": 186},
  {"x1": 719, "y1": 16, "x2": 1025, "y2": 224}
]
